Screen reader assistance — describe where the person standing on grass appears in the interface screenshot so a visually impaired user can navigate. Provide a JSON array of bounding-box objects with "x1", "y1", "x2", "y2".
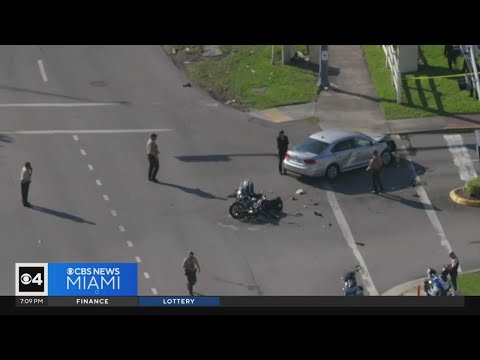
[{"x1": 447, "y1": 251, "x2": 460, "y2": 296}]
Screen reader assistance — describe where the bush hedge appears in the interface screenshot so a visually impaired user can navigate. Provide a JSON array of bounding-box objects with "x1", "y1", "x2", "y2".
[{"x1": 466, "y1": 177, "x2": 480, "y2": 199}]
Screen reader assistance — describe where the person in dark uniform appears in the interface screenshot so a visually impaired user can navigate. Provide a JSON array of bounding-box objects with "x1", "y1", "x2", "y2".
[
  {"x1": 444, "y1": 45, "x2": 457, "y2": 70},
  {"x1": 182, "y1": 251, "x2": 200, "y2": 296},
  {"x1": 20, "y1": 162, "x2": 33, "y2": 207},
  {"x1": 277, "y1": 130, "x2": 289, "y2": 175},
  {"x1": 366, "y1": 150, "x2": 384, "y2": 194},
  {"x1": 447, "y1": 251, "x2": 460, "y2": 296},
  {"x1": 146, "y1": 133, "x2": 159, "y2": 182}
]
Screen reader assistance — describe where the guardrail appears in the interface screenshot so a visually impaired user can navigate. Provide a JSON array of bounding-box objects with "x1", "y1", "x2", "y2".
[{"x1": 382, "y1": 45, "x2": 402, "y2": 104}]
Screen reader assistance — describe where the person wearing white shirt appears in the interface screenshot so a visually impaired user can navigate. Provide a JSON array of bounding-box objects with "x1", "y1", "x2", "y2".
[{"x1": 20, "y1": 162, "x2": 33, "y2": 207}]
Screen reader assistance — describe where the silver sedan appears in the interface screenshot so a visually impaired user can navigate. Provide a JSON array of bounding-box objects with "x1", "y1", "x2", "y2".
[{"x1": 283, "y1": 129, "x2": 396, "y2": 180}]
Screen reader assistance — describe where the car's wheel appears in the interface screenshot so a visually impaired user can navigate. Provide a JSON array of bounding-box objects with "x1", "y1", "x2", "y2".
[
  {"x1": 326, "y1": 164, "x2": 340, "y2": 181},
  {"x1": 381, "y1": 150, "x2": 394, "y2": 166}
]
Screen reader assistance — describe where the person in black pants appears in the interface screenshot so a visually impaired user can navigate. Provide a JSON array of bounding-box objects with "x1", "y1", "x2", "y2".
[
  {"x1": 447, "y1": 251, "x2": 460, "y2": 295},
  {"x1": 20, "y1": 162, "x2": 33, "y2": 207},
  {"x1": 146, "y1": 133, "x2": 159, "y2": 182},
  {"x1": 277, "y1": 130, "x2": 289, "y2": 175},
  {"x1": 366, "y1": 150, "x2": 384, "y2": 194}
]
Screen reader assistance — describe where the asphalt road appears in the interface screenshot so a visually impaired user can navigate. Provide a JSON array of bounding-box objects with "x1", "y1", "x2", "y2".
[{"x1": 0, "y1": 45, "x2": 478, "y2": 296}]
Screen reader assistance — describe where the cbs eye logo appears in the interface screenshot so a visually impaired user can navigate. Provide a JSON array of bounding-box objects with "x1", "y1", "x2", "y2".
[{"x1": 15, "y1": 263, "x2": 48, "y2": 296}]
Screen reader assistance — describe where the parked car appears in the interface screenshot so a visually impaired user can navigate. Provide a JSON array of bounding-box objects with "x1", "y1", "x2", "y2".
[{"x1": 283, "y1": 129, "x2": 396, "y2": 180}]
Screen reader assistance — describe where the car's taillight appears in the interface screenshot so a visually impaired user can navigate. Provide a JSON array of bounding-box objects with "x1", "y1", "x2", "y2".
[
  {"x1": 304, "y1": 159, "x2": 316, "y2": 165},
  {"x1": 285, "y1": 151, "x2": 291, "y2": 159}
]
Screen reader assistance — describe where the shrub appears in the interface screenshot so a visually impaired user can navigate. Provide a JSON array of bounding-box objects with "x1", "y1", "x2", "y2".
[{"x1": 466, "y1": 177, "x2": 480, "y2": 199}]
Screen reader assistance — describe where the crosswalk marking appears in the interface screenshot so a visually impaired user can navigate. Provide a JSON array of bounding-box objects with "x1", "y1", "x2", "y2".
[{"x1": 443, "y1": 134, "x2": 478, "y2": 182}]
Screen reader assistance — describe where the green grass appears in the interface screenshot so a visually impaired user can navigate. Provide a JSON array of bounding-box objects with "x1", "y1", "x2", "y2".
[
  {"x1": 458, "y1": 272, "x2": 480, "y2": 295},
  {"x1": 186, "y1": 45, "x2": 318, "y2": 110},
  {"x1": 363, "y1": 45, "x2": 480, "y2": 119}
]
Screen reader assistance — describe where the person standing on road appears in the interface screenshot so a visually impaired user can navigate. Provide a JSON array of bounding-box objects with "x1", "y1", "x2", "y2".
[
  {"x1": 146, "y1": 133, "x2": 159, "y2": 182},
  {"x1": 20, "y1": 162, "x2": 33, "y2": 207},
  {"x1": 277, "y1": 130, "x2": 289, "y2": 175},
  {"x1": 366, "y1": 150, "x2": 384, "y2": 194},
  {"x1": 183, "y1": 251, "x2": 201, "y2": 296},
  {"x1": 447, "y1": 251, "x2": 460, "y2": 296}
]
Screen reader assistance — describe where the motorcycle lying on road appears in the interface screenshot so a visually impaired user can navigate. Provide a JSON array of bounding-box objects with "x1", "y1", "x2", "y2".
[
  {"x1": 341, "y1": 265, "x2": 364, "y2": 296},
  {"x1": 229, "y1": 181, "x2": 283, "y2": 220}
]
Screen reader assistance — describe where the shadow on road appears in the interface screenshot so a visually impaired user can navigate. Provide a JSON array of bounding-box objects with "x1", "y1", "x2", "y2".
[
  {"x1": 0, "y1": 85, "x2": 95, "y2": 102},
  {"x1": 213, "y1": 276, "x2": 261, "y2": 293},
  {"x1": 231, "y1": 211, "x2": 287, "y2": 226},
  {"x1": 176, "y1": 153, "x2": 277, "y2": 162},
  {"x1": 155, "y1": 181, "x2": 227, "y2": 200},
  {"x1": 379, "y1": 192, "x2": 442, "y2": 211},
  {"x1": 295, "y1": 159, "x2": 426, "y2": 196},
  {"x1": 31, "y1": 205, "x2": 96, "y2": 225},
  {"x1": 0, "y1": 134, "x2": 13, "y2": 146}
]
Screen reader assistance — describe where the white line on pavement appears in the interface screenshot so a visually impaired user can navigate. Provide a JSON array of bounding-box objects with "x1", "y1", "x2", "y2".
[
  {"x1": 126, "y1": 241, "x2": 134, "y2": 247},
  {"x1": 144, "y1": 272, "x2": 150, "y2": 279},
  {"x1": 135, "y1": 256, "x2": 142, "y2": 263},
  {"x1": 110, "y1": 210, "x2": 117, "y2": 217},
  {"x1": 103, "y1": 194, "x2": 110, "y2": 201},
  {"x1": 392, "y1": 135, "x2": 462, "y2": 270},
  {"x1": 0, "y1": 102, "x2": 121, "y2": 108},
  {"x1": 325, "y1": 186, "x2": 379, "y2": 296},
  {"x1": 151, "y1": 288, "x2": 158, "y2": 295},
  {"x1": 118, "y1": 225, "x2": 125, "y2": 232},
  {"x1": 80, "y1": 149, "x2": 86, "y2": 156},
  {"x1": 37, "y1": 60, "x2": 48, "y2": 82},
  {"x1": 88, "y1": 164, "x2": 94, "y2": 171},
  {"x1": 2, "y1": 129, "x2": 172, "y2": 135},
  {"x1": 96, "y1": 179, "x2": 102, "y2": 186},
  {"x1": 72, "y1": 135, "x2": 79, "y2": 141},
  {"x1": 443, "y1": 134, "x2": 478, "y2": 182}
]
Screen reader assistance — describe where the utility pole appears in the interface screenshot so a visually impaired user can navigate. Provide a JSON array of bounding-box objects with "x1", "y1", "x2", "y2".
[{"x1": 318, "y1": 45, "x2": 330, "y2": 90}]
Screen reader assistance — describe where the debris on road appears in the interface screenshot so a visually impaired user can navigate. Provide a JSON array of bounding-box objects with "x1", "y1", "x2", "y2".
[
  {"x1": 328, "y1": 223, "x2": 332, "y2": 226},
  {"x1": 183, "y1": 83, "x2": 192, "y2": 88},
  {"x1": 314, "y1": 211, "x2": 323, "y2": 217},
  {"x1": 303, "y1": 205, "x2": 307, "y2": 208},
  {"x1": 295, "y1": 189, "x2": 306, "y2": 195},
  {"x1": 225, "y1": 99, "x2": 236, "y2": 105},
  {"x1": 413, "y1": 193, "x2": 420, "y2": 198},
  {"x1": 290, "y1": 196, "x2": 297, "y2": 201},
  {"x1": 295, "y1": 213, "x2": 303, "y2": 217},
  {"x1": 172, "y1": 48, "x2": 177, "y2": 54},
  {"x1": 313, "y1": 202, "x2": 319, "y2": 206}
]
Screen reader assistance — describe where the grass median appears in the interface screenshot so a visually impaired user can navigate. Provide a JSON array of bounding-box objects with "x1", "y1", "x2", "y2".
[
  {"x1": 458, "y1": 271, "x2": 480, "y2": 295},
  {"x1": 185, "y1": 45, "x2": 318, "y2": 110},
  {"x1": 363, "y1": 45, "x2": 480, "y2": 119}
]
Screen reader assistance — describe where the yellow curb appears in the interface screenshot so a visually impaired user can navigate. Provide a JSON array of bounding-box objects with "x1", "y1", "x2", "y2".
[
  {"x1": 260, "y1": 108, "x2": 293, "y2": 123},
  {"x1": 449, "y1": 187, "x2": 480, "y2": 207}
]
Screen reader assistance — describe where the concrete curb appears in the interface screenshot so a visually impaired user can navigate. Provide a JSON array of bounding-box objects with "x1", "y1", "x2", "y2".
[
  {"x1": 387, "y1": 126, "x2": 480, "y2": 136},
  {"x1": 450, "y1": 187, "x2": 480, "y2": 207},
  {"x1": 382, "y1": 268, "x2": 480, "y2": 296}
]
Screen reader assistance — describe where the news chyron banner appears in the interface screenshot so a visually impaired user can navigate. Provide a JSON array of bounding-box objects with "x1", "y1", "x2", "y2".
[{"x1": 15, "y1": 263, "x2": 137, "y2": 296}]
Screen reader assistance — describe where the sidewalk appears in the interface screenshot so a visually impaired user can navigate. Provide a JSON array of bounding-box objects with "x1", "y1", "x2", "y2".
[{"x1": 250, "y1": 45, "x2": 480, "y2": 135}]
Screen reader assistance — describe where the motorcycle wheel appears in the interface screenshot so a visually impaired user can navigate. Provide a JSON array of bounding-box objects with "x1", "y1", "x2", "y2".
[{"x1": 229, "y1": 202, "x2": 245, "y2": 219}]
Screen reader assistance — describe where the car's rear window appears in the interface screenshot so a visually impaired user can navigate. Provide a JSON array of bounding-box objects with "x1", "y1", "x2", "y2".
[{"x1": 293, "y1": 138, "x2": 329, "y2": 154}]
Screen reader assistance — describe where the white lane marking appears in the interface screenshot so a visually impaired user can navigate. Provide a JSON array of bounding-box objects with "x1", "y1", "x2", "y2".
[
  {"x1": 80, "y1": 149, "x2": 87, "y2": 156},
  {"x1": 144, "y1": 272, "x2": 150, "y2": 279},
  {"x1": 110, "y1": 210, "x2": 117, "y2": 217},
  {"x1": 72, "y1": 135, "x2": 79, "y2": 141},
  {"x1": 135, "y1": 256, "x2": 142, "y2": 263},
  {"x1": 103, "y1": 194, "x2": 110, "y2": 201},
  {"x1": 151, "y1": 288, "x2": 158, "y2": 295},
  {"x1": 126, "y1": 241, "x2": 134, "y2": 247},
  {"x1": 37, "y1": 60, "x2": 48, "y2": 82},
  {"x1": 443, "y1": 134, "x2": 478, "y2": 182},
  {"x1": 393, "y1": 135, "x2": 462, "y2": 271},
  {"x1": 88, "y1": 164, "x2": 94, "y2": 171},
  {"x1": 0, "y1": 102, "x2": 121, "y2": 108},
  {"x1": 325, "y1": 187, "x2": 379, "y2": 296},
  {"x1": 118, "y1": 225, "x2": 125, "y2": 232},
  {"x1": 96, "y1": 179, "x2": 102, "y2": 186},
  {"x1": 2, "y1": 128, "x2": 172, "y2": 135}
]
